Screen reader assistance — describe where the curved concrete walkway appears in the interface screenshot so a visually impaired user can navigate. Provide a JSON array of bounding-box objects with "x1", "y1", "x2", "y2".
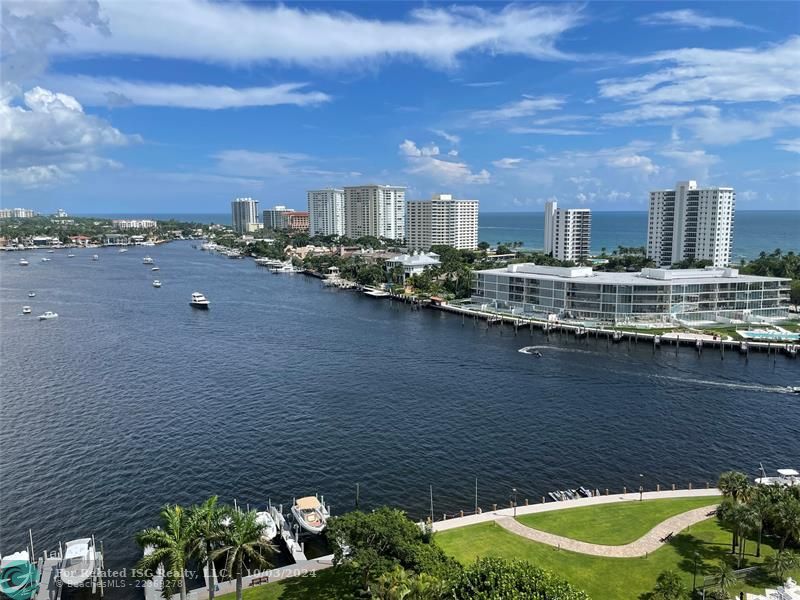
[{"x1": 496, "y1": 504, "x2": 717, "y2": 557}]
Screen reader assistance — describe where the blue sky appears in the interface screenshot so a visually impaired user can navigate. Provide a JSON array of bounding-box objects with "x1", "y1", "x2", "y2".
[{"x1": 1, "y1": 1, "x2": 798, "y2": 214}]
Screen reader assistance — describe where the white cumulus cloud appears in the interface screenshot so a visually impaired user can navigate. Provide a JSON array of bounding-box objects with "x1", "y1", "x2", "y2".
[
  {"x1": 1, "y1": 86, "x2": 136, "y2": 188},
  {"x1": 399, "y1": 139, "x2": 490, "y2": 184}
]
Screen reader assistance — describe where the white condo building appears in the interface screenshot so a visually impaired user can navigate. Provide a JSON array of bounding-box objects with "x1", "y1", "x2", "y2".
[
  {"x1": 647, "y1": 181, "x2": 735, "y2": 268},
  {"x1": 543, "y1": 201, "x2": 591, "y2": 262},
  {"x1": 307, "y1": 188, "x2": 345, "y2": 236},
  {"x1": 343, "y1": 185, "x2": 406, "y2": 241},
  {"x1": 406, "y1": 194, "x2": 479, "y2": 251},
  {"x1": 231, "y1": 197, "x2": 259, "y2": 234}
]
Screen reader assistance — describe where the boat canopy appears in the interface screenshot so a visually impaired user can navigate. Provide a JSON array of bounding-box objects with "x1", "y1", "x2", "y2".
[
  {"x1": 296, "y1": 496, "x2": 321, "y2": 510},
  {"x1": 777, "y1": 469, "x2": 799, "y2": 477}
]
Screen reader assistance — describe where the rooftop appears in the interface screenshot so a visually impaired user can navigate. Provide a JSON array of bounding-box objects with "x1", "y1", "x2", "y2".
[
  {"x1": 476, "y1": 263, "x2": 789, "y2": 285},
  {"x1": 387, "y1": 251, "x2": 441, "y2": 267}
]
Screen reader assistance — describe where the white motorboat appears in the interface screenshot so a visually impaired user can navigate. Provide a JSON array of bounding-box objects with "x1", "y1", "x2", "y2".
[
  {"x1": 28, "y1": 291, "x2": 35, "y2": 298},
  {"x1": 60, "y1": 538, "x2": 95, "y2": 586},
  {"x1": 255, "y1": 511, "x2": 278, "y2": 541},
  {"x1": 119, "y1": 248, "x2": 128, "y2": 253},
  {"x1": 790, "y1": 386, "x2": 800, "y2": 394},
  {"x1": 22, "y1": 306, "x2": 32, "y2": 315},
  {"x1": 151, "y1": 266, "x2": 160, "y2": 271},
  {"x1": 0, "y1": 549, "x2": 39, "y2": 600},
  {"x1": 92, "y1": 254, "x2": 99, "y2": 261},
  {"x1": 38, "y1": 311, "x2": 58, "y2": 320},
  {"x1": 19, "y1": 258, "x2": 29, "y2": 266},
  {"x1": 41, "y1": 257, "x2": 51, "y2": 262},
  {"x1": 67, "y1": 253, "x2": 75, "y2": 258},
  {"x1": 47, "y1": 250, "x2": 55, "y2": 253},
  {"x1": 756, "y1": 467, "x2": 799, "y2": 487},
  {"x1": 190, "y1": 292, "x2": 210, "y2": 309},
  {"x1": 291, "y1": 495, "x2": 329, "y2": 534},
  {"x1": 142, "y1": 256, "x2": 154, "y2": 264},
  {"x1": 152, "y1": 280, "x2": 161, "y2": 288},
  {"x1": 269, "y1": 262, "x2": 300, "y2": 274},
  {"x1": 254, "y1": 257, "x2": 285, "y2": 267}
]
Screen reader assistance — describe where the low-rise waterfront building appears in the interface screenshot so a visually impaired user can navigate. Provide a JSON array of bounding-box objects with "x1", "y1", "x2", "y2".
[
  {"x1": 385, "y1": 251, "x2": 441, "y2": 283},
  {"x1": 112, "y1": 219, "x2": 157, "y2": 230},
  {"x1": 472, "y1": 263, "x2": 790, "y2": 324},
  {"x1": 0, "y1": 208, "x2": 37, "y2": 219},
  {"x1": 104, "y1": 233, "x2": 130, "y2": 246}
]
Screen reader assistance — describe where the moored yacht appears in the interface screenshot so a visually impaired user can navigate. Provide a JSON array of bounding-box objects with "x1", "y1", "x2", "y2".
[
  {"x1": 22, "y1": 306, "x2": 32, "y2": 315},
  {"x1": 19, "y1": 258, "x2": 29, "y2": 266},
  {"x1": 60, "y1": 538, "x2": 95, "y2": 587},
  {"x1": 151, "y1": 266, "x2": 160, "y2": 271},
  {"x1": 755, "y1": 467, "x2": 799, "y2": 487},
  {"x1": 41, "y1": 257, "x2": 51, "y2": 262},
  {"x1": 291, "y1": 495, "x2": 329, "y2": 534},
  {"x1": 38, "y1": 311, "x2": 58, "y2": 320},
  {"x1": 190, "y1": 292, "x2": 210, "y2": 308},
  {"x1": 28, "y1": 291, "x2": 35, "y2": 297},
  {"x1": 67, "y1": 253, "x2": 75, "y2": 258},
  {"x1": 255, "y1": 511, "x2": 278, "y2": 541},
  {"x1": 142, "y1": 256, "x2": 154, "y2": 264},
  {"x1": 92, "y1": 254, "x2": 99, "y2": 261},
  {"x1": 152, "y1": 280, "x2": 161, "y2": 288}
]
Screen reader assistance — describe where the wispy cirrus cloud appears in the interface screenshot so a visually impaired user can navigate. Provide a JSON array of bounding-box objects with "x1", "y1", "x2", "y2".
[
  {"x1": 214, "y1": 149, "x2": 360, "y2": 179},
  {"x1": 777, "y1": 138, "x2": 800, "y2": 154},
  {"x1": 638, "y1": 9, "x2": 760, "y2": 31},
  {"x1": 599, "y1": 37, "x2": 800, "y2": 105},
  {"x1": 42, "y1": 76, "x2": 331, "y2": 110},
  {"x1": 470, "y1": 95, "x2": 564, "y2": 123},
  {"x1": 46, "y1": 1, "x2": 585, "y2": 68}
]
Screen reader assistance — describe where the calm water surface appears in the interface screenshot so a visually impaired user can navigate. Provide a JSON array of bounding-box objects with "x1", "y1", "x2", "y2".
[{"x1": 1, "y1": 242, "x2": 798, "y2": 595}]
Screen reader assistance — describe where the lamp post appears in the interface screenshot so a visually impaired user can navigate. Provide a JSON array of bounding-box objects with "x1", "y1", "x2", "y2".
[
  {"x1": 639, "y1": 473, "x2": 644, "y2": 502},
  {"x1": 512, "y1": 488, "x2": 518, "y2": 517}
]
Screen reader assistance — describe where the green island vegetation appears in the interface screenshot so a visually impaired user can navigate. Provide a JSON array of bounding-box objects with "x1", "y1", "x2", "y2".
[
  {"x1": 136, "y1": 473, "x2": 800, "y2": 600},
  {"x1": 0, "y1": 215, "x2": 208, "y2": 242},
  {"x1": 515, "y1": 496, "x2": 720, "y2": 546}
]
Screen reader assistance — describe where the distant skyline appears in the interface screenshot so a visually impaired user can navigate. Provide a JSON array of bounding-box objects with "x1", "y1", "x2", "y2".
[{"x1": 2, "y1": 1, "x2": 799, "y2": 213}]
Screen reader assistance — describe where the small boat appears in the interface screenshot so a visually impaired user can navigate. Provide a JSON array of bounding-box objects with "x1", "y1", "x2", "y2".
[
  {"x1": 38, "y1": 311, "x2": 58, "y2": 320},
  {"x1": 19, "y1": 258, "x2": 29, "y2": 266},
  {"x1": 790, "y1": 386, "x2": 800, "y2": 393},
  {"x1": 255, "y1": 511, "x2": 278, "y2": 541},
  {"x1": 755, "y1": 467, "x2": 799, "y2": 487},
  {"x1": 291, "y1": 495, "x2": 329, "y2": 534},
  {"x1": 152, "y1": 280, "x2": 161, "y2": 288},
  {"x1": 142, "y1": 256, "x2": 154, "y2": 264},
  {"x1": 67, "y1": 253, "x2": 75, "y2": 258},
  {"x1": 151, "y1": 266, "x2": 160, "y2": 271},
  {"x1": 0, "y1": 549, "x2": 40, "y2": 600},
  {"x1": 47, "y1": 250, "x2": 55, "y2": 254},
  {"x1": 22, "y1": 306, "x2": 31, "y2": 315},
  {"x1": 28, "y1": 291, "x2": 35, "y2": 298},
  {"x1": 190, "y1": 292, "x2": 210, "y2": 309},
  {"x1": 119, "y1": 248, "x2": 128, "y2": 253},
  {"x1": 92, "y1": 255, "x2": 99, "y2": 261},
  {"x1": 60, "y1": 538, "x2": 95, "y2": 587},
  {"x1": 41, "y1": 257, "x2": 51, "y2": 262}
]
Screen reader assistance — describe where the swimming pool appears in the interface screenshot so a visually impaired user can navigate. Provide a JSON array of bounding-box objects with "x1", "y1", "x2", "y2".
[{"x1": 738, "y1": 330, "x2": 800, "y2": 341}]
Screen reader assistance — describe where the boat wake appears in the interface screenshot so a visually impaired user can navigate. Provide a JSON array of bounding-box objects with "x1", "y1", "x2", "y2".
[
  {"x1": 518, "y1": 345, "x2": 596, "y2": 355},
  {"x1": 650, "y1": 374, "x2": 791, "y2": 394}
]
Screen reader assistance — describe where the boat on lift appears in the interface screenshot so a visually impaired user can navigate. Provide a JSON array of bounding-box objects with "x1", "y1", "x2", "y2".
[
  {"x1": 290, "y1": 495, "x2": 329, "y2": 534},
  {"x1": 755, "y1": 465, "x2": 799, "y2": 487},
  {"x1": 255, "y1": 511, "x2": 278, "y2": 541},
  {"x1": 0, "y1": 549, "x2": 40, "y2": 600},
  {"x1": 60, "y1": 538, "x2": 96, "y2": 587}
]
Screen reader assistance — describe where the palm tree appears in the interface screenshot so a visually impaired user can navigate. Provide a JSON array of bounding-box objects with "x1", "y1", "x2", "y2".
[
  {"x1": 713, "y1": 561, "x2": 737, "y2": 598},
  {"x1": 189, "y1": 497, "x2": 225, "y2": 600},
  {"x1": 733, "y1": 503, "x2": 758, "y2": 567},
  {"x1": 716, "y1": 499, "x2": 739, "y2": 553},
  {"x1": 765, "y1": 550, "x2": 799, "y2": 581},
  {"x1": 718, "y1": 471, "x2": 750, "y2": 503},
  {"x1": 749, "y1": 489, "x2": 773, "y2": 557},
  {"x1": 774, "y1": 496, "x2": 800, "y2": 551},
  {"x1": 652, "y1": 570, "x2": 688, "y2": 599},
  {"x1": 212, "y1": 510, "x2": 275, "y2": 600},
  {"x1": 136, "y1": 505, "x2": 194, "y2": 600}
]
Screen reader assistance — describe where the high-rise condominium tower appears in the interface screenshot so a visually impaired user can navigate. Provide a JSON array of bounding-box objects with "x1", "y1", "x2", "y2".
[
  {"x1": 544, "y1": 200, "x2": 592, "y2": 262},
  {"x1": 343, "y1": 185, "x2": 406, "y2": 241},
  {"x1": 231, "y1": 197, "x2": 259, "y2": 234},
  {"x1": 406, "y1": 194, "x2": 479, "y2": 250},
  {"x1": 647, "y1": 180, "x2": 735, "y2": 268},
  {"x1": 307, "y1": 188, "x2": 345, "y2": 236}
]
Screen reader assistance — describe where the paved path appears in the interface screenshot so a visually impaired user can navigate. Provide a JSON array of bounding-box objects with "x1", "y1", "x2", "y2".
[
  {"x1": 496, "y1": 505, "x2": 717, "y2": 557},
  {"x1": 431, "y1": 488, "x2": 721, "y2": 533}
]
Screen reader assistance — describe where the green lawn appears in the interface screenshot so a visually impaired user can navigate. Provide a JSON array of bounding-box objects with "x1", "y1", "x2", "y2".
[
  {"x1": 436, "y1": 518, "x2": 797, "y2": 600},
  {"x1": 516, "y1": 497, "x2": 719, "y2": 545},
  {"x1": 214, "y1": 567, "x2": 353, "y2": 600}
]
